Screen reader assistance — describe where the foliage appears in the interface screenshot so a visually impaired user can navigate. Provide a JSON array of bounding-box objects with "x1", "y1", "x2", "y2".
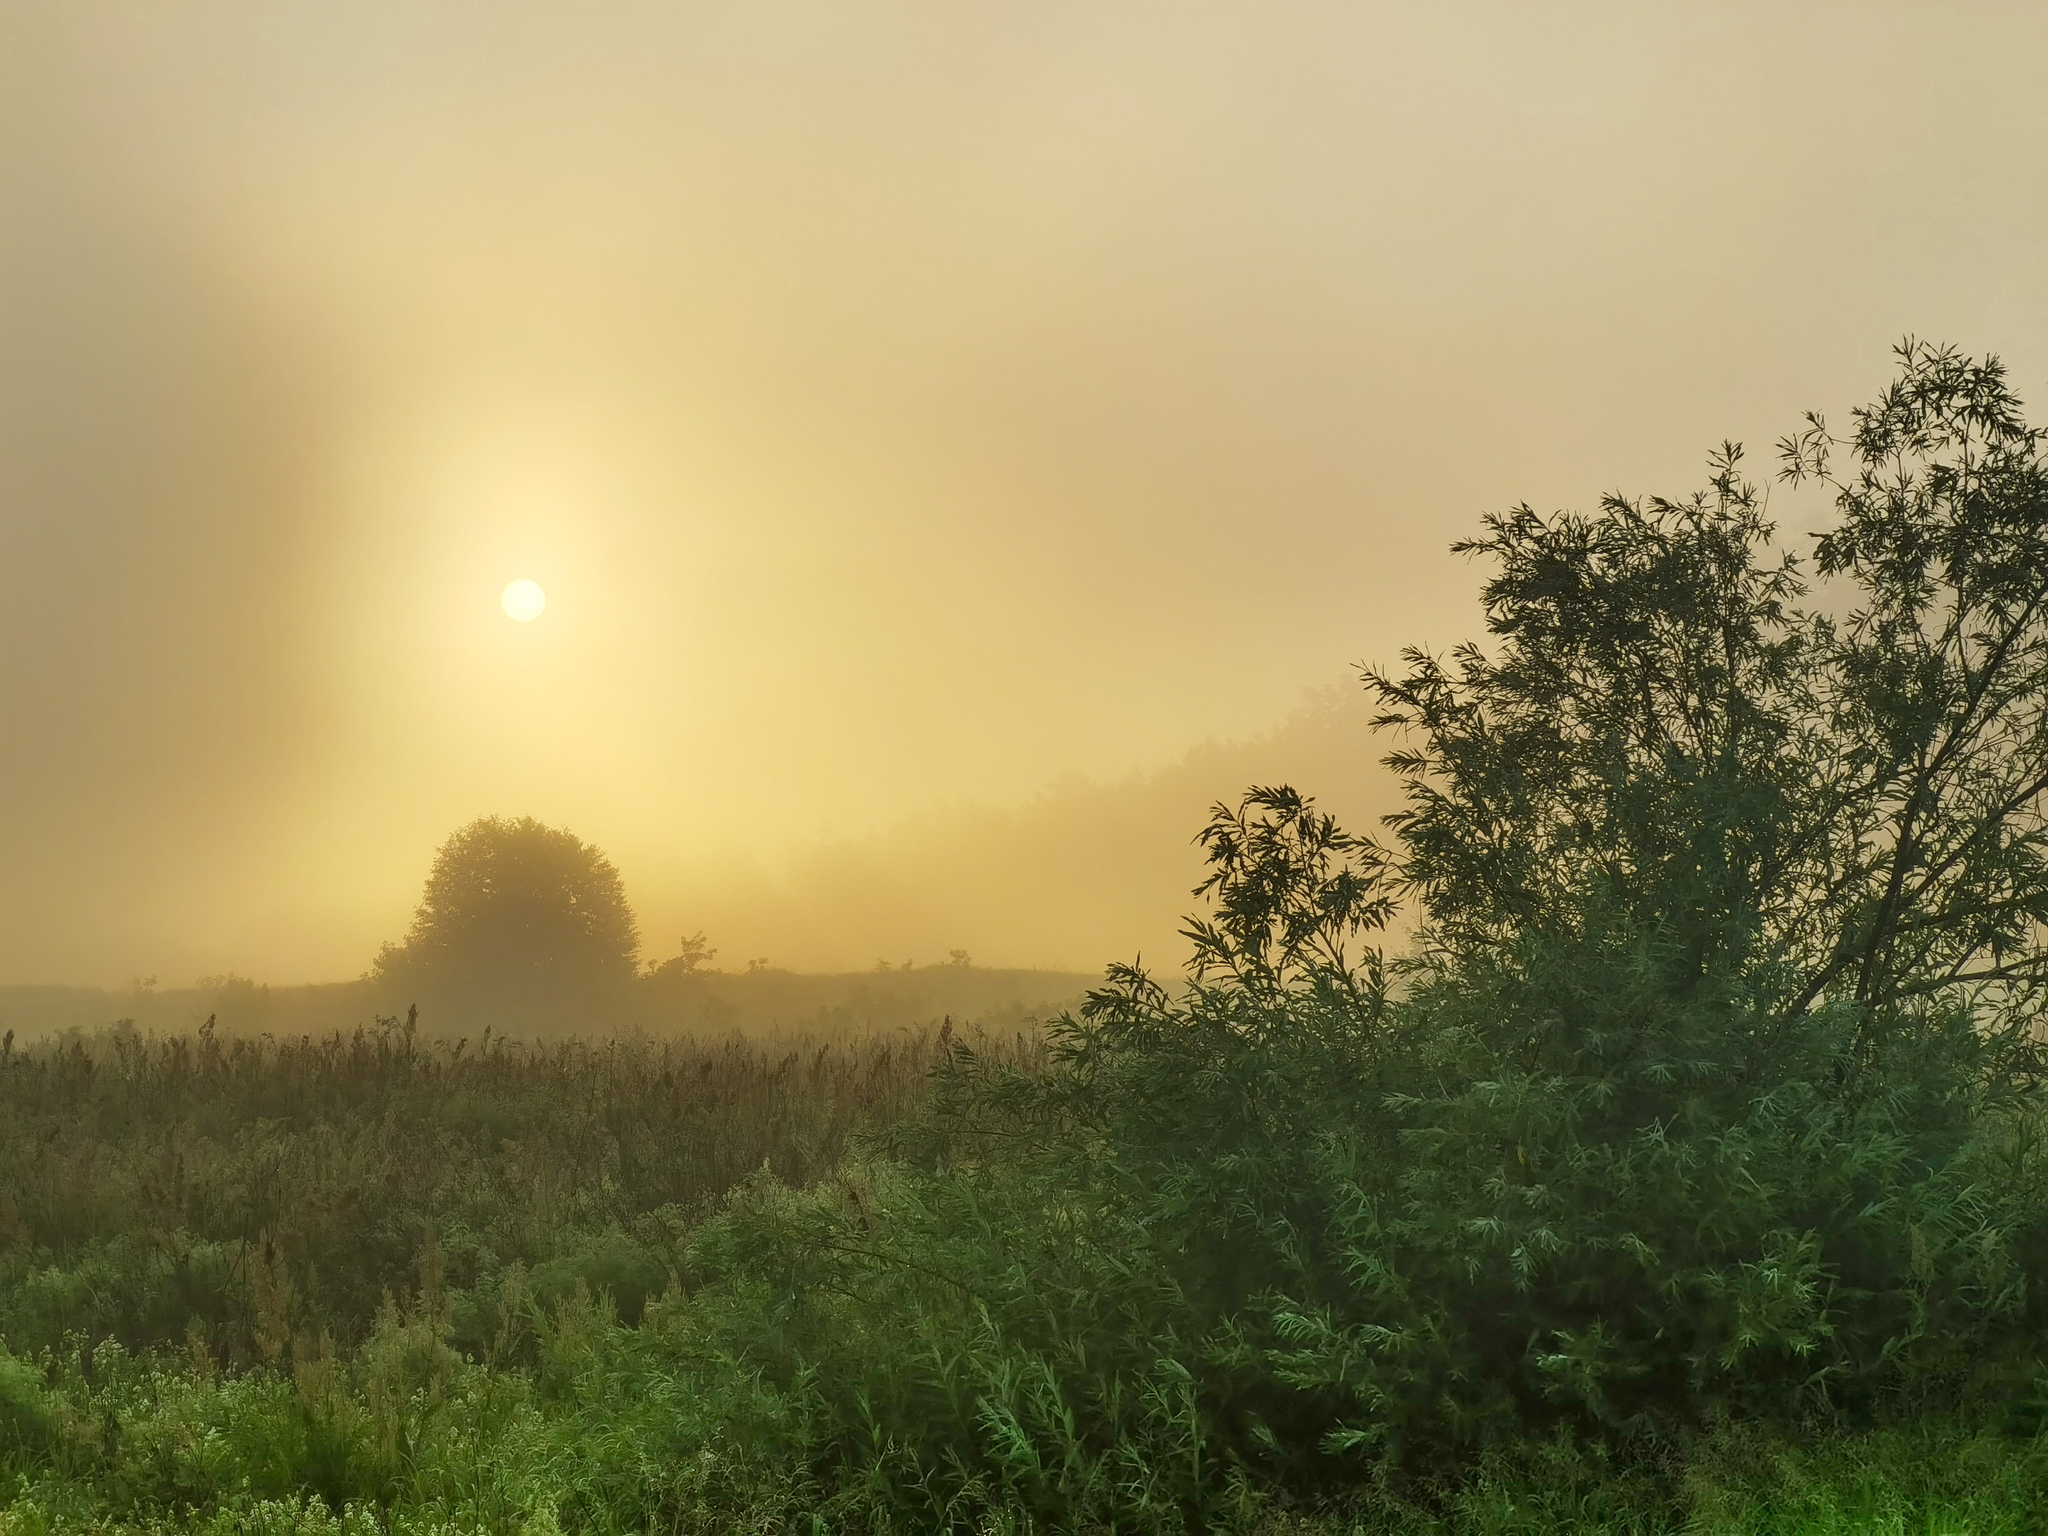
[
  {"x1": 0, "y1": 1017, "x2": 1006, "y2": 1366},
  {"x1": 9, "y1": 1313, "x2": 2048, "y2": 1533},
  {"x1": 898, "y1": 340, "x2": 2048, "y2": 1497},
  {"x1": 643, "y1": 930, "x2": 717, "y2": 984},
  {"x1": 370, "y1": 817, "x2": 641, "y2": 1021},
  {"x1": 1386, "y1": 341, "x2": 2048, "y2": 1046}
]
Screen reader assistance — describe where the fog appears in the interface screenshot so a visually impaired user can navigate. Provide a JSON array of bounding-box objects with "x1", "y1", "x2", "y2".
[{"x1": 4, "y1": 2, "x2": 2048, "y2": 985}]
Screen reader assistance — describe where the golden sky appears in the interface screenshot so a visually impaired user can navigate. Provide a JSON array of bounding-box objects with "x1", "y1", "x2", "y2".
[{"x1": 5, "y1": 2, "x2": 2048, "y2": 985}]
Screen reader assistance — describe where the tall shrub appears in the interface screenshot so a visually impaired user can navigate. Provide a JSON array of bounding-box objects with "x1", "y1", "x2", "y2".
[{"x1": 921, "y1": 343, "x2": 2048, "y2": 1488}]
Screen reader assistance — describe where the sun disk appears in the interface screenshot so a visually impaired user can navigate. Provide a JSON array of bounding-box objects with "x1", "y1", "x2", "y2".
[{"x1": 501, "y1": 579, "x2": 547, "y2": 622}]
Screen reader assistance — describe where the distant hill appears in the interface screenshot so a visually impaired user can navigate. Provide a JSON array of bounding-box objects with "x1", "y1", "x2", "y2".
[{"x1": 0, "y1": 965, "x2": 1096, "y2": 1045}]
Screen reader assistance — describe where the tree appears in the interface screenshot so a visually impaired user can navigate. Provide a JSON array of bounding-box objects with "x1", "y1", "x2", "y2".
[
  {"x1": 372, "y1": 816, "x2": 640, "y2": 1014},
  {"x1": 644, "y1": 930, "x2": 717, "y2": 983},
  {"x1": 920, "y1": 342, "x2": 2048, "y2": 1483},
  {"x1": 1373, "y1": 340, "x2": 2048, "y2": 1058},
  {"x1": 1303, "y1": 339, "x2": 2048, "y2": 1442}
]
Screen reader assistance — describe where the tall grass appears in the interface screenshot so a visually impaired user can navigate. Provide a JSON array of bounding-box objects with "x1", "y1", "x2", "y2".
[
  {"x1": 0, "y1": 1014, "x2": 1034, "y2": 1365},
  {"x1": 2, "y1": 1006, "x2": 2046, "y2": 1532}
]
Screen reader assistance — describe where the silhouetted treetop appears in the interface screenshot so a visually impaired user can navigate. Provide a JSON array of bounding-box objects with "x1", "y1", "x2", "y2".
[{"x1": 371, "y1": 815, "x2": 639, "y2": 1001}]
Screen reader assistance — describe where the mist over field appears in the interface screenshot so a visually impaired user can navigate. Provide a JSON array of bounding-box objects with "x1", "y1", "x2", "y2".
[
  {"x1": 16, "y1": 8, "x2": 2048, "y2": 1533},
  {"x1": 8, "y1": 3, "x2": 2048, "y2": 992}
]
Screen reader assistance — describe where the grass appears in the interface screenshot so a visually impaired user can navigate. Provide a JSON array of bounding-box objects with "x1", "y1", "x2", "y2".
[
  {"x1": 0, "y1": 1016, "x2": 1038, "y2": 1362},
  {"x1": 3, "y1": 1416, "x2": 2045, "y2": 1531},
  {"x1": 2, "y1": 1017, "x2": 2045, "y2": 1532}
]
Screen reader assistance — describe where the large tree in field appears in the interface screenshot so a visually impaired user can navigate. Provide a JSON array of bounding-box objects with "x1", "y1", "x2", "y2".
[{"x1": 372, "y1": 816, "x2": 640, "y2": 1012}]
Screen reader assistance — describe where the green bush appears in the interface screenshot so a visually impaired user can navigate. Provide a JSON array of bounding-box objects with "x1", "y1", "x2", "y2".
[{"x1": 862, "y1": 341, "x2": 2048, "y2": 1504}]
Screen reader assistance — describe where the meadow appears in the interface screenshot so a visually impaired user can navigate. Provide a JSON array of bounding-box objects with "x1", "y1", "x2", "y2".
[
  {"x1": 2, "y1": 1009, "x2": 2046, "y2": 1534},
  {"x1": 0, "y1": 1014, "x2": 1025, "y2": 1366},
  {"x1": 10, "y1": 347, "x2": 2048, "y2": 1532}
]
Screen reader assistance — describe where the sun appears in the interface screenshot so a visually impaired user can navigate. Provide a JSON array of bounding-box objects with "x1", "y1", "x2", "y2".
[{"x1": 501, "y1": 579, "x2": 547, "y2": 622}]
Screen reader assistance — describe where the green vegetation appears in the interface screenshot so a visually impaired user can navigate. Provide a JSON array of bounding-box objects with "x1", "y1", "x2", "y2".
[
  {"x1": 10, "y1": 341, "x2": 2048, "y2": 1530},
  {"x1": 0, "y1": 1018, "x2": 1003, "y2": 1363}
]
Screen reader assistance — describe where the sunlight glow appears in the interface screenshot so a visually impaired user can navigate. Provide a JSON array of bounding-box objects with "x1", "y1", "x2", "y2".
[{"x1": 501, "y1": 579, "x2": 547, "y2": 622}]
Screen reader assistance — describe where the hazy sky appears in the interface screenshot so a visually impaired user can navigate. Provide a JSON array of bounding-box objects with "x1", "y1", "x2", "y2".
[{"x1": 5, "y1": 2, "x2": 2048, "y2": 985}]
